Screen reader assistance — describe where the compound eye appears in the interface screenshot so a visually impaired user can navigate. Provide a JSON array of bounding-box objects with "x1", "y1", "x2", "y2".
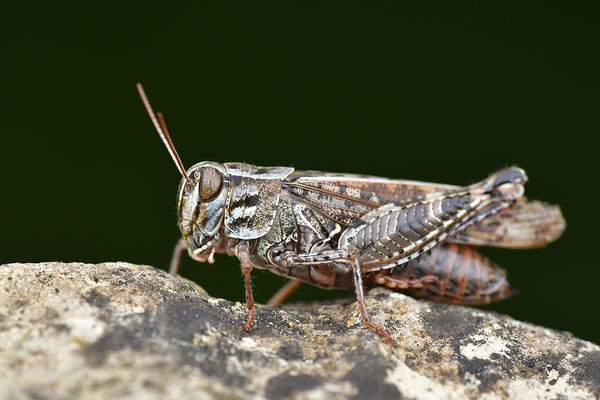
[{"x1": 199, "y1": 167, "x2": 223, "y2": 201}]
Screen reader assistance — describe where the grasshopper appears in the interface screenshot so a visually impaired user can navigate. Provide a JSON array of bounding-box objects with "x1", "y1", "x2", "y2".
[{"x1": 137, "y1": 84, "x2": 565, "y2": 342}]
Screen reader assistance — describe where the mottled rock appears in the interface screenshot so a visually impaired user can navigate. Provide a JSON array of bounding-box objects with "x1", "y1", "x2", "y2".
[{"x1": 0, "y1": 262, "x2": 598, "y2": 400}]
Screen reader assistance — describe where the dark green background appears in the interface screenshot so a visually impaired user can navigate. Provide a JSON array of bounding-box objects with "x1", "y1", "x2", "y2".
[{"x1": 2, "y1": 3, "x2": 598, "y2": 343}]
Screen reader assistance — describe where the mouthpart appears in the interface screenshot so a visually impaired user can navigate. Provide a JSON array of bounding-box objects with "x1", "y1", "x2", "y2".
[{"x1": 190, "y1": 240, "x2": 216, "y2": 263}]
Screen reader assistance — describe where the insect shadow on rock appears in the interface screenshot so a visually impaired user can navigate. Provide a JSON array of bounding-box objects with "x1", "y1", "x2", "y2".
[{"x1": 136, "y1": 83, "x2": 566, "y2": 343}]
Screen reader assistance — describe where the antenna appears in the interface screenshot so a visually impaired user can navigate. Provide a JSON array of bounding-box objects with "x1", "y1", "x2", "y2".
[{"x1": 136, "y1": 83, "x2": 192, "y2": 185}]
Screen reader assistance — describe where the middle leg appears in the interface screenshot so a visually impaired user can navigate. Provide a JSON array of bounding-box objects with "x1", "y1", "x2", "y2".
[
  {"x1": 279, "y1": 252, "x2": 392, "y2": 343},
  {"x1": 350, "y1": 254, "x2": 391, "y2": 343},
  {"x1": 267, "y1": 279, "x2": 303, "y2": 306}
]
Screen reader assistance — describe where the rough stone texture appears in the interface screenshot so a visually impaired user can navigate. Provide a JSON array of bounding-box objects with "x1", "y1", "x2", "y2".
[{"x1": 0, "y1": 262, "x2": 598, "y2": 400}]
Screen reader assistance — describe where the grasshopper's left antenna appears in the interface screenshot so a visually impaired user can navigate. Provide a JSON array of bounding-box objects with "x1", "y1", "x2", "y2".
[{"x1": 136, "y1": 83, "x2": 192, "y2": 185}]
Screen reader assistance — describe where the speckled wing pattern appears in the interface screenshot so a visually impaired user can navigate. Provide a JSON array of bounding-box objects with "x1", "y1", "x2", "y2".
[{"x1": 283, "y1": 171, "x2": 456, "y2": 226}]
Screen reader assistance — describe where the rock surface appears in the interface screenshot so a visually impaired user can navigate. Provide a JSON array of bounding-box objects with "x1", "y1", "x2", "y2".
[{"x1": 0, "y1": 262, "x2": 598, "y2": 400}]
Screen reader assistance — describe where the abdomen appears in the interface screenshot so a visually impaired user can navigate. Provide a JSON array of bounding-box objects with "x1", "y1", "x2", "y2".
[{"x1": 368, "y1": 243, "x2": 515, "y2": 305}]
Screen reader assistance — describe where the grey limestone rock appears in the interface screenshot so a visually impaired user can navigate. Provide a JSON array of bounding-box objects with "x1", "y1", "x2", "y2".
[{"x1": 0, "y1": 262, "x2": 598, "y2": 400}]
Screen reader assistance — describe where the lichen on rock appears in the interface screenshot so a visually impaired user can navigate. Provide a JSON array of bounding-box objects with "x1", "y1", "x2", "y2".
[{"x1": 0, "y1": 262, "x2": 598, "y2": 399}]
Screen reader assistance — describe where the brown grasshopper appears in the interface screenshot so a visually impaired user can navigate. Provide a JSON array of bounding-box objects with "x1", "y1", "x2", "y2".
[{"x1": 137, "y1": 84, "x2": 565, "y2": 342}]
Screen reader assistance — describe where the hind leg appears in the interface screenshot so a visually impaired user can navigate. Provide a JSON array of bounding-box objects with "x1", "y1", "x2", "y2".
[{"x1": 373, "y1": 272, "x2": 439, "y2": 289}]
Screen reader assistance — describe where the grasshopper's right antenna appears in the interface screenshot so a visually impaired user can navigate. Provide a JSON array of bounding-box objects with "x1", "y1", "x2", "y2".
[{"x1": 136, "y1": 83, "x2": 193, "y2": 185}]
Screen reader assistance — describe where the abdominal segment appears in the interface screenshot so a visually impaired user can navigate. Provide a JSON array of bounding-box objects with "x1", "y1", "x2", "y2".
[{"x1": 367, "y1": 243, "x2": 515, "y2": 305}]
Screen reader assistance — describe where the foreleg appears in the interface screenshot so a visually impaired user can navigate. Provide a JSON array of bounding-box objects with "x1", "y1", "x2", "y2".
[
  {"x1": 169, "y1": 238, "x2": 187, "y2": 275},
  {"x1": 234, "y1": 243, "x2": 256, "y2": 332}
]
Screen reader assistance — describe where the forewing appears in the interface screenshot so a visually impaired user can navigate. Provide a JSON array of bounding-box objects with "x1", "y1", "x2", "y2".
[{"x1": 283, "y1": 170, "x2": 456, "y2": 226}]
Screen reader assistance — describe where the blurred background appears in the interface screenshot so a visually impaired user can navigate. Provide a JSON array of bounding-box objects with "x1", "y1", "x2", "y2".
[{"x1": 2, "y1": 3, "x2": 598, "y2": 343}]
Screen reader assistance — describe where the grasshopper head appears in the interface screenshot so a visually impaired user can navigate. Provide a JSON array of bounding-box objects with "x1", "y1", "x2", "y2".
[
  {"x1": 177, "y1": 162, "x2": 230, "y2": 262},
  {"x1": 136, "y1": 84, "x2": 230, "y2": 263}
]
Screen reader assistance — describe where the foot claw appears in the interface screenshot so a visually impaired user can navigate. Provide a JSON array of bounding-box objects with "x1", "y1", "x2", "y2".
[
  {"x1": 374, "y1": 326, "x2": 391, "y2": 343},
  {"x1": 244, "y1": 307, "x2": 255, "y2": 332},
  {"x1": 380, "y1": 330, "x2": 392, "y2": 344},
  {"x1": 364, "y1": 320, "x2": 392, "y2": 343}
]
